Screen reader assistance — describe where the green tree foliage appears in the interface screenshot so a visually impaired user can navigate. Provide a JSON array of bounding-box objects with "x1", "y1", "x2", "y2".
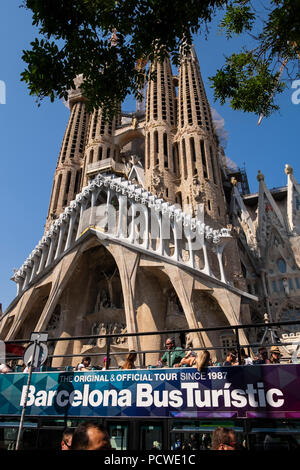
[
  {"x1": 210, "y1": 0, "x2": 300, "y2": 116},
  {"x1": 21, "y1": 0, "x2": 223, "y2": 116},
  {"x1": 21, "y1": 0, "x2": 300, "y2": 117}
]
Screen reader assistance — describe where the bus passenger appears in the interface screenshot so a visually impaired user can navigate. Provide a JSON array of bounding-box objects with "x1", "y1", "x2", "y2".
[
  {"x1": 254, "y1": 347, "x2": 271, "y2": 364},
  {"x1": 158, "y1": 337, "x2": 185, "y2": 367},
  {"x1": 196, "y1": 350, "x2": 211, "y2": 371},
  {"x1": 0, "y1": 363, "x2": 12, "y2": 374},
  {"x1": 240, "y1": 348, "x2": 253, "y2": 365},
  {"x1": 175, "y1": 349, "x2": 197, "y2": 367},
  {"x1": 71, "y1": 422, "x2": 112, "y2": 450},
  {"x1": 61, "y1": 428, "x2": 74, "y2": 451},
  {"x1": 269, "y1": 346, "x2": 281, "y2": 364},
  {"x1": 76, "y1": 356, "x2": 91, "y2": 371},
  {"x1": 211, "y1": 427, "x2": 237, "y2": 450},
  {"x1": 223, "y1": 349, "x2": 238, "y2": 366},
  {"x1": 122, "y1": 350, "x2": 137, "y2": 369}
]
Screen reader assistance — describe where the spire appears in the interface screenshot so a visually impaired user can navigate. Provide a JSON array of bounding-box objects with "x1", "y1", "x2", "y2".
[
  {"x1": 178, "y1": 45, "x2": 214, "y2": 133},
  {"x1": 175, "y1": 45, "x2": 227, "y2": 225},
  {"x1": 45, "y1": 76, "x2": 89, "y2": 231},
  {"x1": 82, "y1": 104, "x2": 121, "y2": 185},
  {"x1": 144, "y1": 55, "x2": 177, "y2": 200}
]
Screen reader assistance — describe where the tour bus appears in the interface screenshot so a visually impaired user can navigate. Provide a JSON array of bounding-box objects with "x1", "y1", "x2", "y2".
[{"x1": 0, "y1": 322, "x2": 300, "y2": 451}]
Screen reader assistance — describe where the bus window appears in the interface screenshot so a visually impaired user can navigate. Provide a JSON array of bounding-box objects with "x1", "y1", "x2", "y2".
[
  {"x1": 139, "y1": 423, "x2": 163, "y2": 451},
  {"x1": 248, "y1": 419, "x2": 300, "y2": 450},
  {"x1": 108, "y1": 423, "x2": 129, "y2": 450},
  {"x1": 37, "y1": 428, "x2": 65, "y2": 450}
]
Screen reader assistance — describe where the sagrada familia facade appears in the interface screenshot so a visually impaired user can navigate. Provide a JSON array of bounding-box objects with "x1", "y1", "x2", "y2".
[{"x1": 1, "y1": 47, "x2": 300, "y2": 365}]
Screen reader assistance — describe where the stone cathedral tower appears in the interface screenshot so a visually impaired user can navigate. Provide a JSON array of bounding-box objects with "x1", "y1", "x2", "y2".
[
  {"x1": 4, "y1": 46, "x2": 300, "y2": 366},
  {"x1": 175, "y1": 47, "x2": 227, "y2": 226},
  {"x1": 46, "y1": 76, "x2": 89, "y2": 231}
]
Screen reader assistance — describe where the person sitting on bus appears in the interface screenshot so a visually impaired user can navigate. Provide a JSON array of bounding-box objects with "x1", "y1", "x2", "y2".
[
  {"x1": 223, "y1": 349, "x2": 238, "y2": 366},
  {"x1": 240, "y1": 348, "x2": 253, "y2": 365},
  {"x1": 269, "y1": 346, "x2": 281, "y2": 364},
  {"x1": 122, "y1": 350, "x2": 137, "y2": 369},
  {"x1": 211, "y1": 427, "x2": 237, "y2": 450},
  {"x1": 61, "y1": 427, "x2": 74, "y2": 451},
  {"x1": 196, "y1": 350, "x2": 212, "y2": 371},
  {"x1": 76, "y1": 356, "x2": 92, "y2": 371},
  {"x1": 0, "y1": 363, "x2": 11, "y2": 374},
  {"x1": 254, "y1": 347, "x2": 271, "y2": 364},
  {"x1": 71, "y1": 422, "x2": 112, "y2": 450},
  {"x1": 176, "y1": 349, "x2": 212, "y2": 370},
  {"x1": 175, "y1": 349, "x2": 197, "y2": 367},
  {"x1": 158, "y1": 337, "x2": 185, "y2": 367}
]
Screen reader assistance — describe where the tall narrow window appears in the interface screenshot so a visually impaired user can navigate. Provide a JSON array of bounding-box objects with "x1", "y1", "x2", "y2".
[
  {"x1": 53, "y1": 174, "x2": 62, "y2": 211},
  {"x1": 190, "y1": 137, "x2": 196, "y2": 163},
  {"x1": 64, "y1": 171, "x2": 72, "y2": 206},
  {"x1": 98, "y1": 147, "x2": 103, "y2": 161},
  {"x1": 89, "y1": 149, "x2": 94, "y2": 164},
  {"x1": 172, "y1": 144, "x2": 177, "y2": 174},
  {"x1": 210, "y1": 146, "x2": 217, "y2": 184},
  {"x1": 154, "y1": 131, "x2": 159, "y2": 154},
  {"x1": 65, "y1": 171, "x2": 71, "y2": 195},
  {"x1": 200, "y1": 140, "x2": 208, "y2": 179},
  {"x1": 182, "y1": 139, "x2": 187, "y2": 180},
  {"x1": 107, "y1": 147, "x2": 111, "y2": 159},
  {"x1": 163, "y1": 133, "x2": 168, "y2": 168},
  {"x1": 176, "y1": 192, "x2": 183, "y2": 207},
  {"x1": 147, "y1": 133, "x2": 151, "y2": 169},
  {"x1": 74, "y1": 169, "x2": 82, "y2": 195}
]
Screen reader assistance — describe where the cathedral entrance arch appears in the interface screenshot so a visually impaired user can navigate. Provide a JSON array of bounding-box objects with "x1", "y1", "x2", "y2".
[
  {"x1": 12, "y1": 283, "x2": 52, "y2": 340},
  {"x1": 51, "y1": 241, "x2": 127, "y2": 367}
]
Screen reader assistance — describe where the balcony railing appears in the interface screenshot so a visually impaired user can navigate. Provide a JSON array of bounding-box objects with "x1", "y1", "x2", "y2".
[
  {"x1": 4, "y1": 320, "x2": 300, "y2": 371},
  {"x1": 87, "y1": 158, "x2": 126, "y2": 176}
]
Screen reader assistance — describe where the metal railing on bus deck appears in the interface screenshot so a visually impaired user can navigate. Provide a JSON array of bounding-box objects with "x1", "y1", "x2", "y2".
[{"x1": 3, "y1": 319, "x2": 300, "y2": 371}]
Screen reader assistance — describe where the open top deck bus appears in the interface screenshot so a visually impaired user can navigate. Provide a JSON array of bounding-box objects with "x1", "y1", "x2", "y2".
[{"x1": 1, "y1": 321, "x2": 300, "y2": 451}]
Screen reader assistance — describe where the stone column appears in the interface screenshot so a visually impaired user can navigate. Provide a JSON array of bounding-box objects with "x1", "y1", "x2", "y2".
[{"x1": 165, "y1": 266, "x2": 205, "y2": 349}]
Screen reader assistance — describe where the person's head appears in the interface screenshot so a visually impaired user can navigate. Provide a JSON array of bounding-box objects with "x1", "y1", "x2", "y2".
[
  {"x1": 270, "y1": 346, "x2": 281, "y2": 362},
  {"x1": 211, "y1": 427, "x2": 237, "y2": 450},
  {"x1": 226, "y1": 349, "x2": 237, "y2": 362},
  {"x1": 71, "y1": 422, "x2": 111, "y2": 450},
  {"x1": 196, "y1": 350, "x2": 211, "y2": 371},
  {"x1": 240, "y1": 348, "x2": 248, "y2": 358},
  {"x1": 123, "y1": 350, "x2": 137, "y2": 369},
  {"x1": 165, "y1": 337, "x2": 175, "y2": 350},
  {"x1": 82, "y1": 357, "x2": 91, "y2": 367},
  {"x1": 258, "y1": 347, "x2": 268, "y2": 360},
  {"x1": 127, "y1": 350, "x2": 137, "y2": 363},
  {"x1": 61, "y1": 428, "x2": 74, "y2": 451}
]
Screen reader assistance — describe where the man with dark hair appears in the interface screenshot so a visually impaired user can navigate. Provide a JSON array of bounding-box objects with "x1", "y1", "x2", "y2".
[
  {"x1": 211, "y1": 427, "x2": 237, "y2": 450},
  {"x1": 223, "y1": 349, "x2": 238, "y2": 366},
  {"x1": 254, "y1": 347, "x2": 271, "y2": 364},
  {"x1": 71, "y1": 422, "x2": 111, "y2": 450},
  {"x1": 61, "y1": 427, "x2": 74, "y2": 450},
  {"x1": 158, "y1": 337, "x2": 185, "y2": 367}
]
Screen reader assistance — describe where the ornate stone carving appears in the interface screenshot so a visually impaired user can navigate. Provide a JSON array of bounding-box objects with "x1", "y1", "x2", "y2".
[{"x1": 89, "y1": 322, "x2": 128, "y2": 347}]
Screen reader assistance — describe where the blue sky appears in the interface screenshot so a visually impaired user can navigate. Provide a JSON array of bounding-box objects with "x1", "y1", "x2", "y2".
[{"x1": 0, "y1": 2, "x2": 299, "y2": 311}]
